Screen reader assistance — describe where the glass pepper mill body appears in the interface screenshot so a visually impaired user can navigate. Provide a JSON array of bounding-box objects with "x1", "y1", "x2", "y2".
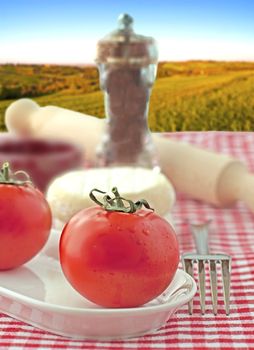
[{"x1": 96, "y1": 14, "x2": 159, "y2": 170}]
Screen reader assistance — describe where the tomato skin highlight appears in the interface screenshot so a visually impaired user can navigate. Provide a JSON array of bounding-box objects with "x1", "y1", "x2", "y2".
[
  {"x1": 60, "y1": 207, "x2": 179, "y2": 308},
  {"x1": 0, "y1": 184, "x2": 52, "y2": 270}
]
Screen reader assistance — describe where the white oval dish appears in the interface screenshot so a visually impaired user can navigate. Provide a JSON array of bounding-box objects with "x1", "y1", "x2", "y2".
[{"x1": 0, "y1": 230, "x2": 196, "y2": 340}]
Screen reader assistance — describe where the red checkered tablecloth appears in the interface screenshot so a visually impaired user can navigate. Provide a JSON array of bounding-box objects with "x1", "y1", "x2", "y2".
[{"x1": 0, "y1": 131, "x2": 254, "y2": 349}]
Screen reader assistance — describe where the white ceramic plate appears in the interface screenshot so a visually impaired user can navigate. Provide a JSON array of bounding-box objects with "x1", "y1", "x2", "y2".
[{"x1": 0, "y1": 230, "x2": 196, "y2": 340}]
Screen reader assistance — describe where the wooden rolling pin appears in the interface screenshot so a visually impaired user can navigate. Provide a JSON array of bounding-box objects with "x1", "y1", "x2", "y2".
[{"x1": 5, "y1": 98, "x2": 254, "y2": 211}]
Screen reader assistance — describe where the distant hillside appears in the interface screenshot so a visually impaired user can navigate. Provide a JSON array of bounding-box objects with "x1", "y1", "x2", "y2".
[
  {"x1": 1, "y1": 61, "x2": 254, "y2": 131},
  {"x1": 0, "y1": 64, "x2": 99, "y2": 100}
]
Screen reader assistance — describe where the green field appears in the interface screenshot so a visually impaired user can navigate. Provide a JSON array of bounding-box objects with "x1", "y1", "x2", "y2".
[{"x1": 1, "y1": 61, "x2": 254, "y2": 131}]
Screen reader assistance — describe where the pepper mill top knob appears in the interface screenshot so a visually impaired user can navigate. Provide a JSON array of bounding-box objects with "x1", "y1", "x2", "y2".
[
  {"x1": 96, "y1": 14, "x2": 158, "y2": 65},
  {"x1": 117, "y1": 13, "x2": 134, "y2": 32}
]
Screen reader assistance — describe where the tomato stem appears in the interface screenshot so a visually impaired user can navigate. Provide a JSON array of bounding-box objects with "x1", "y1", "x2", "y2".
[
  {"x1": 112, "y1": 187, "x2": 125, "y2": 208},
  {"x1": 0, "y1": 162, "x2": 33, "y2": 186},
  {"x1": 89, "y1": 187, "x2": 154, "y2": 213},
  {"x1": 2, "y1": 162, "x2": 10, "y2": 181}
]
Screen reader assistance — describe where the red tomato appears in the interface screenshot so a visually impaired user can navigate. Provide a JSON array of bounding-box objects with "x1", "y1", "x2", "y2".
[
  {"x1": 60, "y1": 206, "x2": 179, "y2": 308},
  {"x1": 0, "y1": 182, "x2": 52, "y2": 270}
]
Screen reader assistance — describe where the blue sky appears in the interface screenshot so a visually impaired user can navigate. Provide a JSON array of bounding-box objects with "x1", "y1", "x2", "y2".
[{"x1": 1, "y1": 0, "x2": 254, "y2": 63}]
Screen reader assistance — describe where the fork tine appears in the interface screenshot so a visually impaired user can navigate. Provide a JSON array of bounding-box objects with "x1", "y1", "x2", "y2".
[
  {"x1": 221, "y1": 259, "x2": 231, "y2": 315},
  {"x1": 209, "y1": 260, "x2": 218, "y2": 315},
  {"x1": 197, "y1": 259, "x2": 206, "y2": 315},
  {"x1": 182, "y1": 258, "x2": 194, "y2": 314}
]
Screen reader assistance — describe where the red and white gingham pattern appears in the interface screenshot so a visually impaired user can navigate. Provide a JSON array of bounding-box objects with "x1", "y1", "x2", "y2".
[{"x1": 0, "y1": 131, "x2": 254, "y2": 350}]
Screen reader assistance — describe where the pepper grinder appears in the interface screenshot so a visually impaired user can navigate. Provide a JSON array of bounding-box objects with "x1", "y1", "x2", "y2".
[{"x1": 96, "y1": 14, "x2": 159, "y2": 170}]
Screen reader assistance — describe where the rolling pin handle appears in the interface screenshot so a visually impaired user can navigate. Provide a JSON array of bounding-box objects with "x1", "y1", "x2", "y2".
[{"x1": 239, "y1": 173, "x2": 254, "y2": 212}]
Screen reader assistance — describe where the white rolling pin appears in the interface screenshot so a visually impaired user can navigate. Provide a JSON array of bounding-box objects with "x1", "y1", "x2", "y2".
[
  {"x1": 5, "y1": 98, "x2": 254, "y2": 211},
  {"x1": 153, "y1": 135, "x2": 254, "y2": 210},
  {"x1": 5, "y1": 99, "x2": 104, "y2": 161}
]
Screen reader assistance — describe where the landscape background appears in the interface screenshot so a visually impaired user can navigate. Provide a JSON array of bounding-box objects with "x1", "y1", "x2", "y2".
[
  {"x1": 1, "y1": 61, "x2": 254, "y2": 131},
  {"x1": 1, "y1": 1, "x2": 254, "y2": 132}
]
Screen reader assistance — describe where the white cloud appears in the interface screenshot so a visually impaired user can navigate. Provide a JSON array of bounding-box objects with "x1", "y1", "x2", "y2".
[
  {"x1": 158, "y1": 37, "x2": 254, "y2": 61},
  {"x1": 0, "y1": 38, "x2": 98, "y2": 64},
  {"x1": 0, "y1": 37, "x2": 254, "y2": 64}
]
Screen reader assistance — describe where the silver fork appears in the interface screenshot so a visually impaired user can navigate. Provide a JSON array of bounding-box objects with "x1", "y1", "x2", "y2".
[{"x1": 182, "y1": 221, "x2": 231, "y2": 315}]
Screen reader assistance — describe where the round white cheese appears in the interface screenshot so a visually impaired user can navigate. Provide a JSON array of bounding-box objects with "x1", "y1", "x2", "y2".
[{"x1": 46, "y1": 167, "x2": 175, "y2": 225}]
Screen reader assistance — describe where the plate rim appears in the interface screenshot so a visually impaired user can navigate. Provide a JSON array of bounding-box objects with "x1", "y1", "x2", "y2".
[{"x1": 0, "y1": 267, "x2": 196, "y2": 316}]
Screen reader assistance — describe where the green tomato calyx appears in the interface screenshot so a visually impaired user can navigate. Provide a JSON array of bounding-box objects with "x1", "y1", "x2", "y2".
[
  {"x1": 0, "y1": 162, "x2": 33, "y2": 186},
  {"x1": 89, "y1": 187, "x2": 154, "y2": 213}
]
